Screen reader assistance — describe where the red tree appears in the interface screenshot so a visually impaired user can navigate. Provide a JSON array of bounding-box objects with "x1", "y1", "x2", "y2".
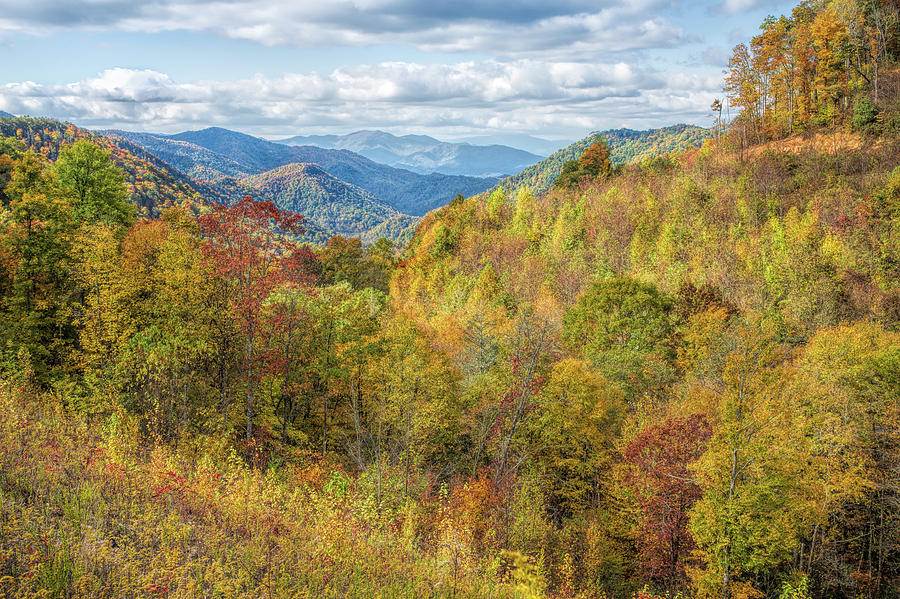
[
  {"x1": 623, "y1": 414, "x2": 712, "y2": 586},
  {"x1": 199, "y1": 196, "x2": 306, "y2": 450}
]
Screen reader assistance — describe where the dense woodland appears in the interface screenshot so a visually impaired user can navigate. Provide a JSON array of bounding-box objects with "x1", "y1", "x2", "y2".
[
  {"x1": 724, "y1": 0, "x2": 900, "y2": 140},
  {"x1": 499, "y1": 125, "x2": 712, "y2": 198},
  {"x1": 1, "y1": 0, "x2": 899, "y2": 597}
]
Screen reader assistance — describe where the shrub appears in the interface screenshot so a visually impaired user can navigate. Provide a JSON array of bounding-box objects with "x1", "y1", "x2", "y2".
[{"x1": 852, "y1": 96, "x2": 879, "y2": 132}]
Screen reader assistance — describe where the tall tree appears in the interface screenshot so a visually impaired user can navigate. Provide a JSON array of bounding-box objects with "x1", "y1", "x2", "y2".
[
  {"x1": 0, "y1": 151, "x2": 74, "y2": 381},
  {"x1": 52, "y1": 138, "x2": 134, "y2": 230},
  {"x1": 199, "y1": 196, "x2": 305, "y2": 450},
  {"x1": 688, "y1": 321, "x2": 811, "y2": 599},
  {"x1": 623, "y1": 414, "x2": 712, "y2": 588}
]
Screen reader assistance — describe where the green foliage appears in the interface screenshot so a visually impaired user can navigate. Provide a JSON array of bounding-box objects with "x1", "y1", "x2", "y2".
[
  {"x1": 778, "y1": 577, "x2": 811, "y2": 599},
  {"x1": 319, "y1": 234, "x2": 396, "y2": 291},
  {"x1": 53, "y1": 138, "x2": 135, "y2": 230},
  {"x1": 562, "y1": 277, "x2": 675, "y2": 400},
  {"x1": 852, "y1": 96, "x2": 879, "y2": 132}
]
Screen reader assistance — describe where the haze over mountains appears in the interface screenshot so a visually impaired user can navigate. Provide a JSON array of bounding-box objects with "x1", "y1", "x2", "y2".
[
  {"x1": 454, "y1": 133, "x2": 571, "y2": 157},
  {"x1": 275, "y1": 130, "x2": 544, "y2": 177},
  {"x1": 106, "y1": 127, "x2": 499, "y2": 216}
]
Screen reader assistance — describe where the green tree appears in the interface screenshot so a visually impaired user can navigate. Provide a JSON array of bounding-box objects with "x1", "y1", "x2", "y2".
[
  {"x1": 52, "y1": 138, "x2": 134, "y2": 230},
  {"x1": 0, "y1": 151, "x2": 74, "y2": 381},
  {"x1": 688, "y1": 321, "x2": 811, "y2": 599},
  {"x1": 528, "y1": 358, "x2": 624, "y2": 520},
  {"x1": 562, "y1": 276, "x2": 675, "y2": 402}
]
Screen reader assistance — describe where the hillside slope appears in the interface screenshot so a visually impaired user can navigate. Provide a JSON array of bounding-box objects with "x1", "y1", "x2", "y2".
[
  {"x1": 1, "y1": 116, "x2": 224, "y2": 216},
  {"x1": 499, "y1": 124, "x2": 712, "y2": 196},
  {"x1": 102, "y1": 130, "x2": 254, "y2": 180},
  {"x1": 398, "y1": 130, "x2": 900, "y2": 353},
  {"x1": 241, "y1": 163, "x2": 417, "y2": 242}
]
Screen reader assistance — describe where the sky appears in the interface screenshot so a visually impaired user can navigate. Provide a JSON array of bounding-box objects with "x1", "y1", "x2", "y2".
[{"x1": 0, "y1": 0, "x2": 794, "y2": 144}]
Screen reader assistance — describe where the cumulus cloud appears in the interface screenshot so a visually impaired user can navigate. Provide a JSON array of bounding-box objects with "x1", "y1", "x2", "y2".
[
  {"x1": 0, "y1": 0, "x2": 684, "y2": 57},
  {"x1": 0, "y1": 63, "x2": 721, "y2": 137}
]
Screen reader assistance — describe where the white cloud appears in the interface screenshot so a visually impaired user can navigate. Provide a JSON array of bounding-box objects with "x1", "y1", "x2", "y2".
[
  {"x1": 714, "y1": 0, "x2": 779, "y2": 16},
  {"x1": 0, "y1": 63, "x2": 721, "y2": 137},
  {"x1": 0, "y1": 0, "x2": 685, "y2": 57}
]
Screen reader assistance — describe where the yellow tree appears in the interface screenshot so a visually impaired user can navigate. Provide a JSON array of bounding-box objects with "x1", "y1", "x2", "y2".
[
  {"x1": 688, "y1": 320, "x2": 813, "y2": 599},
  {"x1": 790, "y1": 322, "x2": 900, "y2": 597},
  {"x1": 527, "y1": 358, "x2": 624, "y2": 521},
  {"x1": 725, "y1": 44, "x2": 762, "y2": 144},
  {"x1": 69, "y1": 222, "x2": 129, "y2": 396},
  {"x1": 810, "y1": 5, "x2": 851, "y2": 124}
]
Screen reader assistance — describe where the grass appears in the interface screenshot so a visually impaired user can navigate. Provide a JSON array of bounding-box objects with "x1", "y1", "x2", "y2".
[{"x1": 0, "y1": 382, "x2": 536, "y2": 598}]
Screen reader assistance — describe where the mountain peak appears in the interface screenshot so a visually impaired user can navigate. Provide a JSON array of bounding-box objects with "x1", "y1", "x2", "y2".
[{"x1": 274, "y1": 129, "x2": 542, "y2": 177}]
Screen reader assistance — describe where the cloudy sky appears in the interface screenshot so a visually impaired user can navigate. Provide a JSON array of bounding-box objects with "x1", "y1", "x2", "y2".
[{"x1": 0, "y1": 0, "x2": 792, "y2": 143}]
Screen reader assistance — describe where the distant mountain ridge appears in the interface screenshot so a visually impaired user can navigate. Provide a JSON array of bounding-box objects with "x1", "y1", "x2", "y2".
[
  {"x1": 0, "y1": 111, "x2": 14, "y2": 119},
  {"x1": 275, "y1": 129, "x2": 543, "y2": 177},
  {"x1": 109, "y1": 127, "x2": 498, "y2": 216},
  {"x1": 499, "y1": 124, "x2": 712, "y2": 196}
]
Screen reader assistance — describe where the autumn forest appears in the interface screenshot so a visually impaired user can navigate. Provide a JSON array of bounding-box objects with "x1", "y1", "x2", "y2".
[{"x1": 1, "y1": 1, "x2": 899, "y2": 598}]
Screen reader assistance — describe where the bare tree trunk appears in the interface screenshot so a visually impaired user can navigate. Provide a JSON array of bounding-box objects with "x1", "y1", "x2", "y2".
[
  {"x1": 494, "y1": 317, "x2": 550, "y2": 483},
  {"x1": 244, "y1": 326, "x2": 256, "y2": 445},
  {"x1": 321, "y1": 320, "x2": 333, "y2": 455},
  {"x1": 405, "y1": 380, "x2": 417, "y2": 499}
]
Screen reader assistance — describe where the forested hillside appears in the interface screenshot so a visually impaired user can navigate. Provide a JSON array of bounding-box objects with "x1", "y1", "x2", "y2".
[
  {"x1": 0, "y1": 0, "x2": 899, "y2": 598},
  {"x1": 242, "y1": 163, "x2": 418, "y2": 242},
  {"x1": 101, "y1": 130, "x2": 255, "y2": 180},
  {"x1": 499, "y1": 124, "x2": 712, "y2": 196},
  {"x1": 0, "y1": 117, "x2": 224, "y2": 216}
]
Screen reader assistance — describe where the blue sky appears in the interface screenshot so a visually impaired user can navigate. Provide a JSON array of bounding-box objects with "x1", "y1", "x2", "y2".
[{"x1": 0, "y1": 0, "x2": 792, "y2": 143}]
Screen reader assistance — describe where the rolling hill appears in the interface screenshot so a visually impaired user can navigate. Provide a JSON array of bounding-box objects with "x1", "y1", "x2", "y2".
[
  {"x1": 499, "y1": 124, "x2": 712, "y2": 196},
  {"x1": 240, "y1": 163, "x2": 417, "y2": 242},
  {"x1": 111, "y1": 127, "x2": 498, "y2": 216},
  {"x1": 275, "y1": 130, "x2": 543, "y2": 177},
  {"x1": 0, "y1": 116, "x2": 226, "y2": 216}
]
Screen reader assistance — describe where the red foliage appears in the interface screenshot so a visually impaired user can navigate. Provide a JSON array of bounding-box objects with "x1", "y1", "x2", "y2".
[
  {"x1": 623, "y1": 414, "x2": 712, "y2": 585},
  {"x1": 199, "y1": 196, "x2": 311, "y2": 445},
  {"x1": 199, "y1": 196, "x2": 306, "y2": 339}
]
